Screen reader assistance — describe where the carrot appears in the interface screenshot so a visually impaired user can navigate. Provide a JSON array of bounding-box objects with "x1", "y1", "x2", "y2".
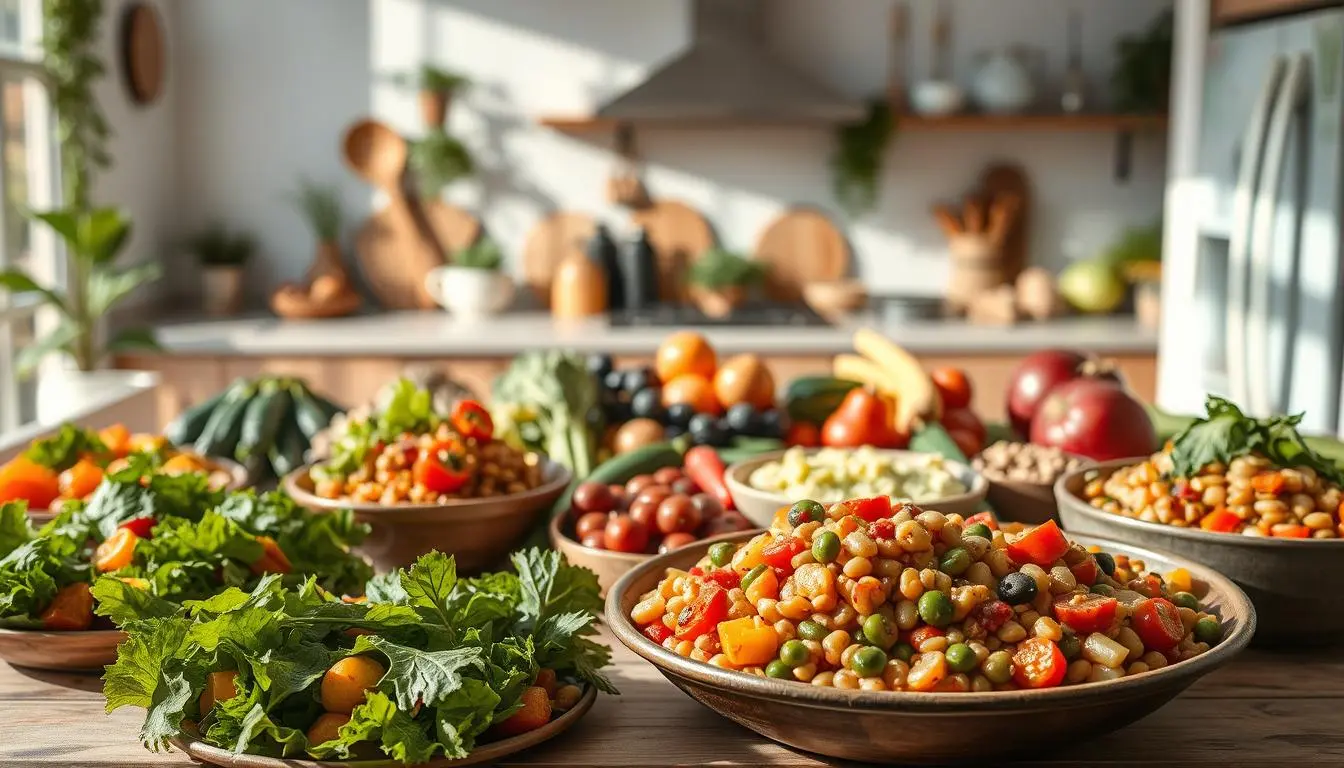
[
  {"x1": 494, "y1": 686, "x2": 552, "y2": 736},
  {"x1": 249, "y1": 536, "x2": 292, "y2": 575},
  {"x1": 1250, "y1": 473, "x2": 1286, "y2": 495},
  {"x1": 683, "y1": 446, "x2": 732, "y2": 511},
  {"x1": 1271, "y1": 524, "x2": 1311, "y2": 539},
  {"x1": 39, "y1": 583, "x2": 94, "y2": 631},
  {"x1": 58, "y1": 458, "x2": 104, "y2": 500},
  {"x1": 1198, "y1": 508, "x2": 1241, "y2": 533}
]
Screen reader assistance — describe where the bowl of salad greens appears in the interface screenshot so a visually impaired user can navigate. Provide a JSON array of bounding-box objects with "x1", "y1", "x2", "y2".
[
  {"x1": 107, "y1": 548, "x2": 614, "y2": 766},
  {"x1": 0, "y1": 463, "x2": 372, "y2": 672}
]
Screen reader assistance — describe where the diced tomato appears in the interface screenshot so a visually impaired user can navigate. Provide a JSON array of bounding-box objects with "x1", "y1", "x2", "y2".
[
  {"x1": 643, "y1": 622, "x2": 672, "y2": 644},
  {"x1": 868, "y1": 519, "x2": 896, "y2": 540},
  {"x1": 688, "y1": 566, "x2": 705, "y2": 577},
  {"x1": 967, "y1": 600, "x2": 1013, "y2": 633},
  {"x1": 1068, "y1": 557, "x2": 1099, "y2": 586},
  {"x1": 1132, "y1": 598, "x2": 1185, "y2": 651},
  {"x1": 1199, "y1": 508, "x2": 1241, "y2": 533},
  {"x1": 1249, "y1": 473, "x2": 1286, "y2": 495},
  {"x1": 39, "y1": 583, "x2": 94, "y2": 631},
  {"x1": 1012, "y1": 637, "x2": 1067, "y2": 689},
  {"x1": 843, "y1": 496, "x2": 891, "y2": 523},
  {"x1": 118, "y1": 516, "x2": 156, "y2": 539},
  {"x1": 1172, "y1": 480, "x2": 1201, "y2": 502},
  {"x1": 1126, "y1": 574, "x2": 1163, "y2": 599},
  {"x1": 907, "y1": 625, "x2": 945, "y2": 648},
  {"x1": 1006, "y1": 520, "x2": 1070, "y2": 567},
  {"x1": 1052, "y1": 593, "x2": 1118, "y2": 635},
  {"x1": 449, "y1": 400, "x2": 494, "y2": 442},
  {"x1": 674, "y1": 584, "x2": 728, "y2": 640},
  {"x1": 1272, "y1": 524, "x2": 1311, "y2": 539},
  {"x1": 760, "y1": 537, "x2": 807, "y2": 572},
  {"x1": 964, "y1": 511, "x2": 999, "y2": 530},
  {"x1": 704, "y1": 568, "x2": 740, "y2": 590}
]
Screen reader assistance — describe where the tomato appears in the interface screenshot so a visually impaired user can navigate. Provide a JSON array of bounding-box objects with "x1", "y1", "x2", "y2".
[
  {"x1": 603, "y1": 514, "x2": 650, "y2": 554},
  {"x1": 1012, "y1": 637, "x2": 1067, "y2": 689},
  {"x1": 1052, "y1": 593, "x2": 1118, "y2": 635},
  {"x1": 967, "y1": 600, "x2": 1013, "y2": 633},
  {"x1": 964, "y1": 511, "x2": 999, "y2": 531},
  {"x1": 868, "y1": 519, "x2": 896, "y2": 540},
  {"x1": 1199, "y1": 508, "x2": 1241, "y2": 533},
  {"x1": 1132, "y1": 598, "x2": 1185, "y2": 651},
  {"x1": 118, "y1": 516, "x2": 157, "y2": 540},
  {"x1": 907, "y1": 625, "x2": 944, "y2": 648},
  {"x1": 643, "y1": 621, "x2": 672, "y2": 644},
  {"x1": 837, "y1": 496, "x2": 890, "y2": 523},
  {"x1": 674, "y1": 583, "x2": 728, "y2": 640},
  {"x1": 58, "y1": 458, "x2": 104, "y2": 500},
  {"x1": 1068, "y1": 557, "x2": 1099, "y2": 586},
  {"x1": 941, "y1": 407, "x2": 986, "y2": 446},
  {"x1": 785, "y1": 422, "x2": 821, "y2": 448},
  {"x1": 760, "y1": 537, "x2": 807, "y2": 572},
  {"x1": 931, "y1": 367, "x2": 972, "y2": 410},
  {"x1": 946, "y1": 428, "x2": 983, "y2": 460},
  {"x1": 1006, "y1": 520, "x2": 1070, "y2": 567},
  {"x1": 94, "y1": 528, "x2": 138, "y2": 572},
  {"x1": 704, "y1": 568, "x2": 741, "y2": 590},
  {"x1": 449, "y1": 400, "x2": 494, "y2": 442},
  {"x1": 412, "y1": 439, "x2": 471, "y2": 494}
]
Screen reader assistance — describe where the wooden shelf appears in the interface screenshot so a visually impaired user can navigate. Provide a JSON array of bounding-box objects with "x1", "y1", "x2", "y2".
[{"x1": 538, "y1": 112, "x2": 1168, "y2": 135}]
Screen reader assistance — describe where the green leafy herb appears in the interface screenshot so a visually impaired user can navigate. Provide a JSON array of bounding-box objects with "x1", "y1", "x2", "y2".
[
  {"x1": 1168, "y1": 395, "x2": 1344, "y2": 485},
  {"x1": 490, "y1": 352, "x2": 601, "y2": 479},
  {"x1": 686, "y1": 247, "x2": 766, "y2": 290},
  {"x1": 24, "y1": 423, "x2": 107, "y2": 471},
  {"x1": 322, "y1": 378, "x2": 440, "y2": 478}
]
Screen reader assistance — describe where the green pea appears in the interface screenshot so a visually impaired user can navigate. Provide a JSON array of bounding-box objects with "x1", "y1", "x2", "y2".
[
  {"x1": 798, "y1": 620, "x2": 829, "y2": 642},
  {"x1": 850, "y1": 646, "x2": 887, "y2": 678},
  {"x1": 939, "y1": 547, "x2": 972, "y2": 576},
  {"x1": 1172, "y1": 591, "x2": 1200, "y2": 611},
  {"x1": 963, "y1": 523, "x2": 993, "y2": 540},
  {"x1": 788, "y1": 499, "x2": 826, "y2": 527},
  {"x1": 917, "y1": 590, "x2": 954, "y2": 627},
  {"x1": 1057, "y1": 632, "x2": 1082, "y2": 661},
  {"x1": 779, "y1": 639, "x2": 810, "y2": 668},
  {"x1": 741, "y1": 564, "x2": 768, "y2": 592},
  {"x1": 812, "y1": 530, "x2": 841, "y2": 563},
  {"x1": 982, "y1": 650, "x2": 1013, "y2": 684},
  {"x1": 1091, "y1": 583, "x2": 1116, "y2": 597},
  {"x1": 765, "y1": 659, "x2": 794, "y2": 680},
  {"x1": 708, "y1": 542, "x2": 736, "y2": 568},
  {"x1": 891, "y1": 642, "x2": 915, "y2": 662},
  {"x1": 862, "y1": 613, "x2": 897, "y2": 650},
  {"x1": 1093, "y1": 551, "x2": 1116, "y2": 576},
  {"x1": 945, "y1": 643, "x2": 977, "y2": 673},
  {"x1": 1194, "y1": 617, "x2": 1222, "y2": 645}
]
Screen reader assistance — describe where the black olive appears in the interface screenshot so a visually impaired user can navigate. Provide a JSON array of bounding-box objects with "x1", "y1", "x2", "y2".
[
  {"x1": 688, "y1": 413, "x2": 728, "y2": 446},
  {"x1": 1092, "y1": 551, "x2": 1116, "y2": 577},
  {"x1": 724, "y1": 403, "x2": 757, "y2": 435},
  {"x1": 757, "y1": 408, "x2": 788, "y2": 439},
  {"x1": 665, "y1": 403, "x2": 696, "y2": 429},
  {"x1": 631, "y1": 387, "x2": 665, "y2": 421},
  {"x1": 602, "y1": 369, "x2": 626, "y2": 393},
  {"x1": 997, "y1": 572, "x2": 1038, "y2": 606},
  {"x1": 586, "y1": 354, "x2": 614, "y2": 380}
]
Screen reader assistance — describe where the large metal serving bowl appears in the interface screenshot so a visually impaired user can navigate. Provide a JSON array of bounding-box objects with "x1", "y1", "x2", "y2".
[
  {"x1": 606, "y1": 531, "x2": 1254, "y2": 765},
  {"x1": 1056, "y1": 458, "x2": 1344, "y2": 647},
  {"x1": 284, "y1": 459, "x2": 570, "y2": 573}
]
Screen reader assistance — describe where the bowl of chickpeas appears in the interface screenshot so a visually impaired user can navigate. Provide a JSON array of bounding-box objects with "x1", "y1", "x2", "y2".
[
  {"x1": 607, "y1": 499, "x2": 1253, "y2": 764},
  {"x1": 1057, "y1": 454, "x2": 1344, "y2": 647}
]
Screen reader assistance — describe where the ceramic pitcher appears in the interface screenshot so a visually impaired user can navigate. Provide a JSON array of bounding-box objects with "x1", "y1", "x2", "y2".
[{"x1": 971, "y1": 47, "x2": 1040, "y2": 114}]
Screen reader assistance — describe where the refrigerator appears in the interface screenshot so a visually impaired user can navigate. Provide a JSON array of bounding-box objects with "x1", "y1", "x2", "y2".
[{"x1": 1159, "y1": 5, "x2": 1344, "y2": 436}]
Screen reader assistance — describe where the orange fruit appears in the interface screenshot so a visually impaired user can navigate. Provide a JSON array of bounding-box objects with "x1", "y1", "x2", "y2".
[
  {"x1": 712, "y1": 354, "x2": 775, "y2": 409},
  {"x1": 655, "y1": 331, "x2": 717, "y2": 383},
  {"x1": 661, "y1": 374, "x2": 721, "y2": 415}
]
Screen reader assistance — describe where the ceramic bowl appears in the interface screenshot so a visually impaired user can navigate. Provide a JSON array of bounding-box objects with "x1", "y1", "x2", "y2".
[
  {"x1": 801, "y1": 279, "x2": 867, "y2": 319},
  {"x1": 724, "y1": 448, "x2": 988, "y2": 529},
  {"x1": 606, "y1": 532, "x2": 1254, "y2": 764},
  {"x1": 424, "y1": 265, "x2": 516, "y2": 320},
  {"x1": 169, "y1": 685, "x2": 596, "y2": 768},
  {"x1": 979, "y1": 456, "x2": 1094, "y2": 526},
  {"x1": 910, "y1": 80, "x2": 966, "y2": 116},
  {"x1": 1056, "y1": 459, "x2": 1344, "y2": 647},
  {"x1": 0, "y1": 628, "x2": 124, "y2": 672},
  {"x1": 284, "y1": 459, "x2": 571, "y2": 573}
]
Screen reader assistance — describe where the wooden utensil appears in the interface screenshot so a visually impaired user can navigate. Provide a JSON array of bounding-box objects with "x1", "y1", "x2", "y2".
[
  {"x1": 980, "y1": 163, "x2": 1031, "y2": 282},
  {"x1": 753, "y1": 208, "x2": 851, "y2": 302},
  {"x1": 422, "y1": 200, "x2": 483, "y2": 260},
  {"x1": 522, "y1": 212, "x2": 596, "y2": 306},
  {"x1": 120, "y1": 2, "x2": 164, "y2": 106},
  {"x1": 607, "y1": 123, "x2": 649, "y2": 209},
  {"x1": 630, "y1": 199, "x2": 715, "y2": 302}
]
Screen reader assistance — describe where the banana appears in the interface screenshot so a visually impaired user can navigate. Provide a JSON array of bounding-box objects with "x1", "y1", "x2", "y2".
[{"x1": 851, "y1": 328, "x2": 941, "y2": 432}]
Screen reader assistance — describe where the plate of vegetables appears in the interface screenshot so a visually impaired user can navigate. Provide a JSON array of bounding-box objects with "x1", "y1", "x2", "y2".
[
  {"x1": 107, "y1": 549, "x2": 613, "y2": 766},
  {"x1": 1057, "y1": 395, "x2": 1344, "y2": 645},
  {"x1": 0, "y1": 467, "x2": 372, "y2": 672},
  {"x1": 284, "y1": 380, "x2": 570, "y2": 573},
  {"x1": 607, "y1": 496, "x2": 1252, "y2": 764}
]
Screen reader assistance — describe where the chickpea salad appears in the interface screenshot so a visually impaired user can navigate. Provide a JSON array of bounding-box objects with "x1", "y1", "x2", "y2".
[
  {"x1": 747, "y1": 446, "x2": 968, "y2": 504},
  {"x1": 106, "y1": 549, "x2": 614, "y2": 764},
  {"x1": 630, "y1": 499, "x2": 1224, "y2": 693},
  {"x1": 1085, "y1": 397, "x2": 1344, "y2": 538}
]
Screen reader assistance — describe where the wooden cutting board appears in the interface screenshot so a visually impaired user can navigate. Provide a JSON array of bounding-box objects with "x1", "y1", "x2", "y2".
[
  {"x1": 354, "y1": 199, "x2": 445, "y2": 310},
  {"x1": 521, "y1": 212, "x2": 596, "y2": 306},
  {"x1": 423, "y1": 201, "x2": 483, "y2": 260},
  {"x1": 630, "y1": 199, "x2": 715, "y2": 302},
  {"x1": 753, "y1": 208, "x2": 851, "y2": 302},
  {"x1": 980, "y1": 163, "x2": 1031, "y2": 281}
]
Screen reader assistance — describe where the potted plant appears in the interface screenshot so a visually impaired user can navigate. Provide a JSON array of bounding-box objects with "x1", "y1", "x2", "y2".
[
  {"x1": 289, "y1": 179, "x2": 347, "y2": 285},
  {"x1": 413, "y1": 64, "x2": 470, "y2": 130},
  {"x1": 422, "y1": 238, "x2": 515, "y2": 320},
  {"x1": 686, "y1": 247, "x2": 765, "y2": 319},
  {"x1": 408, "y1": 130, "x2": 474, "y2": 200},
  {"x1": 191, "y1": 226, "x2": 254, "y2": 317}
]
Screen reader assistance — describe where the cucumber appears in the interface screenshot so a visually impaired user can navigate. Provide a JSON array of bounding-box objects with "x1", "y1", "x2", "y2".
[
  {"x1": 236, "y1": 383, "x2": 292, "y2": 463},
  {"x1": 164, "y1": 389, "x2": 229, "y2": 446},
  {"x1": 193, "y1": 382, "x2": 256, "y2": 458},
  {"x1": 291, "y1": 384, "x2": 335, "y2": 440},
  {"x1": 785, "y1": 377, "x2": 861, "y2": 424},
  {"x1": 716, "y1": 437, "x2": 784, "y2": 466},
  {"x1": 268, "y1": 408, "x2": 310, "y2": 478}
]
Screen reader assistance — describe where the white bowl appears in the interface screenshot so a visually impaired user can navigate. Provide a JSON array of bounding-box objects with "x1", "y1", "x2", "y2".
[
  {"x1": 910, "y1": 80, "x2": 966, "y2": 116},
  {"x1": 424, "y1": 265, "x2": 515, "y2": 319}
]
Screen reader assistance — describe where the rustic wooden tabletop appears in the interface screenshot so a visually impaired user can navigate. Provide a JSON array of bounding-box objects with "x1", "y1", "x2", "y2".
[{"x1": 0, "y1": 627, "x2": 1340, "y2": 768}]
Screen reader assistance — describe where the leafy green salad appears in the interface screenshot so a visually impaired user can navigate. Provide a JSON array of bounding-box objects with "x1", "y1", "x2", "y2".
[{"x1": 105, "y1": 549, "x2": 614, "y2": 764}]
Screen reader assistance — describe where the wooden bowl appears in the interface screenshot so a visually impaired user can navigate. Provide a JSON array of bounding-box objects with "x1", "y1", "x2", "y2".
[
  {"x1": 802, "y1": 279, "x2": 868, "y2": 318},
  {"x1": 724, "y1": 448, "x2": 988, "y2": 529},
  {"x1": 607, "y1": 532, "x2": 1254, "y2": 764},
  {"x1": 0, "y1": 628, "x2": 124, "y2": 672},
  {"x1": 271, "y1": 286, "x2": 362, "y2": 320},
  {"x1": 169, "y1": 685, "x2": 595, "y2": 767},
  {"x1": 284, "y1": 460, "x2": 571, "y2": 573},
  {"x1": 1056, "y1": 459, "x2": 1344, "y2": 647}
]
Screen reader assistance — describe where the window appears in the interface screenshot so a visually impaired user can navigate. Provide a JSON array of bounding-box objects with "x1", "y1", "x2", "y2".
[{"x1": 0, "y1": 0, "x2": 56, "y2": 433}]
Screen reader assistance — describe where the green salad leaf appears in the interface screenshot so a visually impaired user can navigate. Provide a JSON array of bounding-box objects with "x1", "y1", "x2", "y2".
[
  {"x1": 24, "y1": 423, "x2": 107, "y2": 471},
  {"x1": 1168, "y1": 395, "x2": 1344, "y2": 485},
  {"x1": 79, "y1": 463, "x2": 224, "y2": 540},
  {"x1": 0, "y1": 526, "x2": 89, "y2": 628},
  {"x1": 322, "y1": 378, "x2": 441, "y2": 478},
  {"x1": 0, "y1": 500, "x2": 34, "y2": 555}
]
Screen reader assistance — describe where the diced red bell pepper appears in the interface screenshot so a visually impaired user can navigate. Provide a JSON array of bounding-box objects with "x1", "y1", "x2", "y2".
[
  {"x1": 760, "y1": 537, "x2": 807, "y2": 572},
  {"x1": 1068, "y1": 557, "x2": 1099, "y2": 586},
  {"x1": 1173, "y1": 480, "x2": 1201, "y2": 502},
  {"x1": 643, "y1": 621, "x2": 672, "y2": 644},
  {"x1": 704, "y1": 568, "x2": 741, "y2": 590},
  {"x1": 688, "y1": 566, "x2": 705, "y2": 577},
  {"x1": 1012, "y1": 638, "x2": 1067, "y2": 689},
  {"x1": 118, "y1": 516, "x2": 157, "y2": 540},
  {"x1": 1132, "y1": 598, "x2": 1185, "y2": 651},
  {"x1": 868, "y1": 519, "x2": 896, "y2": 540},
  {"x1": 674, "y1": 583, "x2": 727, "y2": 641},
  {"x1": 450, "y1": 400, "x2": 494, "y2": 442},
  {"x1": 842, "y1": 496, "x2": 891, "y2": 523},
  {"x1": 1199, "y1": 508, "x2": 1241, "y2": 533},
  {"x1": 1006, "y1": 519, "x2": 1070, "y2": 567},
  {"x1": 964, "y1": 511, "x2": 999, "y2": 530},
  {"x1": 1052, "y1": 593, "x2": 1118, "y2": 635}
]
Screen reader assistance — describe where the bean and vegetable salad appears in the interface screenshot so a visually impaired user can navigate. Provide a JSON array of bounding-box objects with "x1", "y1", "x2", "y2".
[
  {"x1": 1084, "y1": 397, "x2": 1344, "y2": 538},
  {"x1": 630, "y1": 497, "x2": 1224, "y2": 692},
  {"x1": 313, "y1": 379, "x2": 545, "y2": 504}
]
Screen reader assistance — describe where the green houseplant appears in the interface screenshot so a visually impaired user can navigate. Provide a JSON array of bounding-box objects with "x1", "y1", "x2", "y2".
[
  {"x1": 191, "y1": 226, "x2": 254, "y2": 317},
  {"x1": 686, "y1": 247, "x2": 765, "y2": 319},
  {"x1": 408, "y1": 130, "x2": 474, "y2": 200},
  {"x1": 831, "y1": 99, "x2": 894, "y2": 218},
  {"x1": 413, "y1": 64, "x2": 470, "y2": 129},
  {"x1": 288, "y1": 179, "x2": 347, "y2": 284}
]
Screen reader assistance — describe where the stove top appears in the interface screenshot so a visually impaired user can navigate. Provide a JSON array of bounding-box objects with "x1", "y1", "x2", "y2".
[{"x1": 608, "y1": 303, "x2": 831, "y2": 328}]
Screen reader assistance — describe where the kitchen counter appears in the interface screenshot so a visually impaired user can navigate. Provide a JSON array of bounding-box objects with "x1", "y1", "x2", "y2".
[{"x1": 148, "y1": 311, "x2": 1158, "y2": 357}]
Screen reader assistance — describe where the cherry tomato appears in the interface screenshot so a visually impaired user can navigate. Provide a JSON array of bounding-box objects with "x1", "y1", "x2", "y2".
[
  {"x1": 1006, "y1": 520, "x2": 1070, "y2": 567},
  {"x1": 784, "y1": 422, "x2": 821, "y2": 448},
  {"x1": 656, "y1": 496, "x2": 701, "y2": 535},
  {"x1": 1052, "y1": 593, "x2": 1118, "y2": 635},
  {"x1": 1132, "y1": 598, "x2": 1185, "y2": 651},
  {"x1": 1012, "y1": 637, "x2": 1067, "y2": 689},
  {"x1": 652, "y1": 467, "x2": 684, "y2": 486},
  {"x1": 931, "y1": 367, "x2": 972, "y2": 410},
  {"x1": 658, "y1": 532, "x2": 697, "y2": 553},
  {"x1": 94, "y1": 528, "x2": 138, "y2": 572},
  {"x1": 760, "y1": 537, "x2": 807, "y2": 572},
  {"x1": 574, "y1": 512, "x2": 610, "y2": 540},
  {"x1": 835, "y1": 496, "x2": 890, "y2": 523},
  {"x1": 964, "y1": 511, "x2": 999, "y2": 530},
  {"x1": 580, "y1": 531, "x2": 606, "y2": 549},
  {"x1": 118, "y1": 516, "x2": 157, "y2": 540},
  {"x1": 449, "y1": 400, "x2": 494, "y2": 441},
  {"x1": 412, "y1": 439, "x2": 471, "y2": 494},
  {"x1": 603, "y1": 514, "x2": 650, "y2": 553},
  {"x1": 643, "y1": 621, "x2": 672, "y2": 644},
  {"x1": 673, "y1": 583, "x2": 727, "y2": 640}
]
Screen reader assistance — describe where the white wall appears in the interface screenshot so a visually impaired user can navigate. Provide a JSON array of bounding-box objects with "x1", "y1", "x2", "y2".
[{"x1": 164, "y1": 0, "x2": 1170, "y2": 301}]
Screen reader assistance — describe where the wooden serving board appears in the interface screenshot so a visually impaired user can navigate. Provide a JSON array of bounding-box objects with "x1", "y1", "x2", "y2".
[
  {"x1": 521, "y1": 212, "x2": 596, "y2": 306},
  {"x1": 980, "y1": 162, "x2": 1031, "y2": 281},
  {"x1": 630, "y1": 199, "x2": 715, "y2": 302},
  {"x1": 422, "y1": 200, "x2": 482, "y2": 261},
  {"x1": 353, "y1": 199, "x2": 444, "y2": 310},
  {"x1": 753, "y1": 207, "x2": 851, "y2": 302}
]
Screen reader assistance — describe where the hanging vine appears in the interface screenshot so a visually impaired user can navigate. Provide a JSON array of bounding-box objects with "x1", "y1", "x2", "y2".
[
  {"x1": 830, "y1": 99, "x2": 894, "y2": 219},
  {"x1": 42, "y1": 0, "x2": 110, "y2": 210}
]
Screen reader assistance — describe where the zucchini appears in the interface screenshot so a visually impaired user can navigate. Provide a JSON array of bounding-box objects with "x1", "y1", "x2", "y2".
[
  {"x1": 784, "y1": 376, "x2": 860, "y2": 424},
  {"x1": 193, "y1": 382, "x2": 256, "y2": 458},
  {"x1": 268, "y1": 408, "x2": 310, "y2": 478},
  {"x1": 291, "y1": 384, "x2": 335, "y2": 440},
  {"x1": 236, "y1": 382, "x2": 292, "y2": 463},
  {"x1": 164, "y1": 389, "x2": 230, "y2": 446}
]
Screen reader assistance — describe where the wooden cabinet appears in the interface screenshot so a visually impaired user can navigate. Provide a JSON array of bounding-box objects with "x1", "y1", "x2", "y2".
[{"x1": 1211, "y1": 0, "x2": 1335, "y2": 25}]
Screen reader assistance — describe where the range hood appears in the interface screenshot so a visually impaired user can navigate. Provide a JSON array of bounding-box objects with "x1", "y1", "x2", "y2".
[{"x1": 595, "y1": 0, "x2": 864, "y2": 123}]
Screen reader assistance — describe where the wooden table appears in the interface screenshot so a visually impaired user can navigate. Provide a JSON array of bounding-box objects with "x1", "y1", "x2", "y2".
[{"x1": 1, "y1": 628, "x2": 1340, "y2": 768}]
